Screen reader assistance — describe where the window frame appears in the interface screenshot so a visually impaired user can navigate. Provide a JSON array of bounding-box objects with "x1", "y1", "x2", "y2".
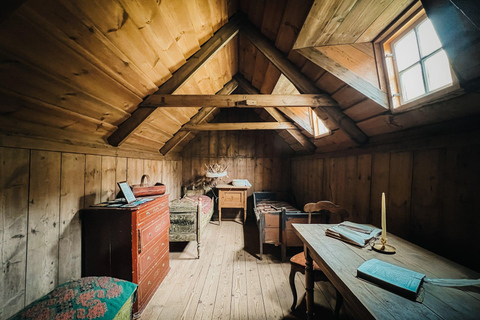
[{"x1": 378, "y1": 9, "x2": 460, "y2": 113}]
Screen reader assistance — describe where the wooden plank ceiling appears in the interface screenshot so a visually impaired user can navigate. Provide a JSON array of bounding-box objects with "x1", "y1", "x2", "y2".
[
  {"x1": 1, "y1": 0, "x2": 478, "y2": 156},
  {"x1": 0, "y1": 0, "x2": 237, "y2": 156}
]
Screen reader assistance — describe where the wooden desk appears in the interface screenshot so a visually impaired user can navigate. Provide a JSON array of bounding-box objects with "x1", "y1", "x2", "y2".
[
  {"x1": 216, "y1": 184, "x2": 249, "y2": 224},
  {"x1": 293, "y1": 224, "x2": 480, "y2": 320}
]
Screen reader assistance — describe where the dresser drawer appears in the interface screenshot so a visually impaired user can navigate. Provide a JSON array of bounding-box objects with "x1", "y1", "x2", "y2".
[
  {"x1": 264, "y1": 211, "x2": 280, "y2": 227},
  {"x1": 139, "y1": 231, "x2": 168, "y2": 274},
  {"x1": 138, "y1": 251, "x2": 169, "y2": 303},
  {"x1": 140, "y1": 214, "x2": 169, "y2": 252},
  {"x1": 221, "y1": 191, "x2": 244, "y2": 207},
  {"x1": 137, "y1": 196, "x2": 169, "y2": 225}
]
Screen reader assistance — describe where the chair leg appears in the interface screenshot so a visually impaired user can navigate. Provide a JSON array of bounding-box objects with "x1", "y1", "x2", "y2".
[
  {"x1": 334, "y1": 289, "x2": 343, "y2": 318},
  {"x1": 289, "y1": 264, "x2": 298, "y2": 311}
]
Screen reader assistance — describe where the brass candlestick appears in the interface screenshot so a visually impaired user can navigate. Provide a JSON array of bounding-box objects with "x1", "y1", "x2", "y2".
[{"x1": 373, "y1": 237, "x2": 396, "y2": 254}]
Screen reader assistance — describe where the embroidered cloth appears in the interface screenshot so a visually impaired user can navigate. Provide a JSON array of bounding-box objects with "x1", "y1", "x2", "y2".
[{"x1": 10, "y1": 277, "x2": 137, "y2": 320}]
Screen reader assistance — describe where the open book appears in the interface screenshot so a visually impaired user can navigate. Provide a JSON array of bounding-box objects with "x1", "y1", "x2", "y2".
[
  {"x1": 357, "y1": 259, "x2": 425, "y2": 300},
  {"x1": 326, "y1": 221, "x2": 381, "y2": 247}
]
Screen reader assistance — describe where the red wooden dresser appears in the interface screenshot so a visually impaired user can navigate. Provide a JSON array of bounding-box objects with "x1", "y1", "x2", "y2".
[{"x1": 81, "y1": 195, "x2": 170, "y2": 313}]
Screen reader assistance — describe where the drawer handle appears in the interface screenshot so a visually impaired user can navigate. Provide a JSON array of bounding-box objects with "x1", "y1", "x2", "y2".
[
  {"x1": 148, "y1": 281, "x2": 151, "y2": 285},
  {"x1": 147, "y1": 256, "x2": 151, "y2": 260},
  {"x1": 155, "y1": 225, "x2": 161, "y2": 232},
  {"x1": 146, "y1": 211, "x2": 151, "y2": 216},
  {"x1": 138, "y1": 229, "x2": 142, "y2": 254},
  {"x1": 149, "y1": 232, "x2": 152, "y2": 237}
]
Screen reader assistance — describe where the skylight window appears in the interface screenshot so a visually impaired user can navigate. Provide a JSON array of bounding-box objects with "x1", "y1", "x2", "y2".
[
  {"x1": 311, "y1": 108, "x2": 329, "y2": 137},
  {"x1": 382, "y1": 15, "x2": 456, "y2": 109}
]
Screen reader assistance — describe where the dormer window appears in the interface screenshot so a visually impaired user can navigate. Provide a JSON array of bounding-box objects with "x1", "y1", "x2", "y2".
[{"x1": 382, "y1": 13, "x2": 457, "y2": 109}]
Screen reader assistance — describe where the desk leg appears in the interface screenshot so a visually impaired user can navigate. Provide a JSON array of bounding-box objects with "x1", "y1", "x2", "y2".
[
  {"x1": 305, "y1": 248, "x2": 314, "y2": 320},
  {"x1": 218, "y1": 191, "x2": 222, "y2": 225},
  {"x1": 243, "y1": 190, "x2": 247, "y2": 224}
]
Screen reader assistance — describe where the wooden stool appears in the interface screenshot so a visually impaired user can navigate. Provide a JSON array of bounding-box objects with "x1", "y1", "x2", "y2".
[{"x1": 289, "y1": 201, "x2": 348, "y2": 317}]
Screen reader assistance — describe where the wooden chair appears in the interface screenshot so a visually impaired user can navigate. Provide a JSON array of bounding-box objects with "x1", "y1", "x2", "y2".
[{"x1": 289, "y1": 201, "x2": 348, "y2": 316}]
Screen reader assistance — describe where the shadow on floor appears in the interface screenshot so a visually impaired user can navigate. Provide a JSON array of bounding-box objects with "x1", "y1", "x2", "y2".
[
  {"x1": 241, "y1": 220, "x2": 346, "y2": 320},
  {"x1": 241, "y1": 218, "x2": 303, "y2": 261}
]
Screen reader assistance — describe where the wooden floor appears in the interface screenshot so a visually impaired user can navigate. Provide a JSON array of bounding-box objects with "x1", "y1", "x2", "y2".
[{"x1": 140, "y1": 221, "x2": 354, "y2": 320}]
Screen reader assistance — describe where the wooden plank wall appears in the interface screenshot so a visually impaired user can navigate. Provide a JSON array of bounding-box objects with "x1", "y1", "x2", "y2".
[
  {"x1": 292, "y1": 145, "x2": 480, "y2": 272},
  {"x1": 0, "y1": 147, "x2": 181, "y2": 319},
  {"x1": 181, "y1": 109, "x2": 294, "y2": 202},
  {"x1": 182, "y1": 130, "x2": 292, "y2": 197}
]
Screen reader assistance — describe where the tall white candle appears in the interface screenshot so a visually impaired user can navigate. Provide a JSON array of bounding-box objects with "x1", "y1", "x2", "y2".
[{"x1": 381, "y1": 192, "x2": 387, "y2": 241}]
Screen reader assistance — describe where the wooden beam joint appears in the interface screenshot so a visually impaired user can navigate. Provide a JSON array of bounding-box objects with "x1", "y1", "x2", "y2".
[
  {"x1": 108, "y1": 14, "x2": 242, "y2": 147},
  {"x1": 240, "y1": 18, "x2": 369, "y2": 146},
  {"x1": 159, "y1": 78, "x2": 239, "y2": 155}
]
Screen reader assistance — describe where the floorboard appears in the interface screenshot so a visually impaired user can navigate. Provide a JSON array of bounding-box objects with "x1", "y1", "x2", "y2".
[{"x1": 141, "y1": 221, "x2": 354, "y2": 319}]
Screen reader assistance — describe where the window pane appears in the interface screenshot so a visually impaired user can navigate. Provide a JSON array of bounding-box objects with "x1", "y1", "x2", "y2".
[
  {"x1": 417, "y1": 19, "x2": 442, "y2": 57},
  {"x1": 400, "y1": 63, "x2": 425, "y2": 101},
  {"x1": 394, "y1": 30, "x2": 420, "y2": 71},
  {"x1": 424, "y1": 50, "x2": 453, "y2": 91}
]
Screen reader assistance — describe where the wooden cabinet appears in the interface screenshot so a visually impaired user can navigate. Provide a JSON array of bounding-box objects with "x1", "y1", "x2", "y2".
[
  {"x1": 216, "y1": 184, "x2": 249, "y2": 223},
  {"x1": 81, "y1": 195, "x2": 170, "y2": 313}
]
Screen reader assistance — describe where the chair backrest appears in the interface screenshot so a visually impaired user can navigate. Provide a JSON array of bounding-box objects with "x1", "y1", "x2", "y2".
[{"x1": 303, "y1": 201, "x2": 349, "y2": 224}]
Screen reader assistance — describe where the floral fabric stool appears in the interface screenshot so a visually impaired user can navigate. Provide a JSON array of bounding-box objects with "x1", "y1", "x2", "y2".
[{"x1": 9, "y1": 277, "x2": 137, "y2": 320}]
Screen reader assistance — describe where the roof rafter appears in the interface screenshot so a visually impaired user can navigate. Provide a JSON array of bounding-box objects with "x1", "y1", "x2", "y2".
[
  {"x1": 240, "y1": 18, "x2": 369, "y2": 146},
  {"x1": 159, "y1": 79, "x2": 238, "y2": 156},
  {"x1": 107, "y1": 14, "x2": 243, "y2": 147},
  {"x1": 234, "y1": 73, "x2": 316, "y2": 153},
  {"x1": 296, "y1": 46, "x2": 388, "y2": 108}
]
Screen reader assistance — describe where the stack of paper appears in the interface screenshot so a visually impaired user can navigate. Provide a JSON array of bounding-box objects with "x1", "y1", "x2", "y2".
[{"x1": 326, "y1": 221, "x2": 381, "y2": 247}]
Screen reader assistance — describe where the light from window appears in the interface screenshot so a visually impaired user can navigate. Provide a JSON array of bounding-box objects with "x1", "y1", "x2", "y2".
[{"x1": 391, "y1": 18, "x2": 453, "y2": 104}]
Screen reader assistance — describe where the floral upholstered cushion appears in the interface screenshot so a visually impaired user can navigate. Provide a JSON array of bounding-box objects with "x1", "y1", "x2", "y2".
[{"x1": 10, "y1": 277, "x2": 137, "y2": 320}]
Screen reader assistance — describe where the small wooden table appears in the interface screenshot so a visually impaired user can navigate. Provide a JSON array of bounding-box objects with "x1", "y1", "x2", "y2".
[
  {"x1": 293, "y1": 224, "x2": 480, "y2": 320},
  {"x1": 216, "y1": 184, "x2": 250, "y2": 224}
]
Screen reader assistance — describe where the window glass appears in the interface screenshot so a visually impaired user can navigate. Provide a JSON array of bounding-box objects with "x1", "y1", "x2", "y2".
[
  {"x1": 400, "y1": 63, "x2": 425, "y2": 101},
  {"x1": 424, "y1": 50, "x2": 453, "y2": 91},
  {"x1": 394, "y1": 31, "x2": 420, "y2": 71},
  {"x1": 385, "y1": 15, "x2": 455, "y2": 107},
  {"x1": 417, "y1": 19, "x2": 442, "y2": 57}
]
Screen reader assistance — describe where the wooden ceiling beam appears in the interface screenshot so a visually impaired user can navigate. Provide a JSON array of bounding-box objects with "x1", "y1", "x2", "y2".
[
  {"x1": 107, "y1": 14, "x2": 242, "y2": 147},
  {"x1": 234, "y1": 74, "x2": 316, "y2": 153},
  {"x1": 240, "y1": 19, "x2": 369, "y2": 146},
  {"x1": 159, "y1": 79, "x2": 238, "y2": 156},
  {"x1": 183, "y1": 122, "x2": 298, "y2": 131},
  {"x1": 142, "y1": 94, "x2": 336, "y2": 108}
]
